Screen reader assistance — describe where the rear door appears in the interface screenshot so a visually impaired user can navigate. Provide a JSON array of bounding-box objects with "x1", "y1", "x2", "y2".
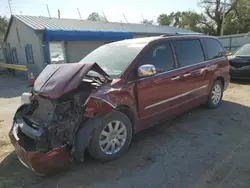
[
  {"x1": 136, "y1": 41, "x2": 183, "y2": 123},
  {"x1": 201, "y1": 38, "x2": 228, "y2": 88},
  {"x1": 172, "y1": 39, "x2": 209, "y2": 104}
]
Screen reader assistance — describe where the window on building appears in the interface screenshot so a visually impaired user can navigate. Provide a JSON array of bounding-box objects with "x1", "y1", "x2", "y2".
[
  {"x1": 3, "y1": 47, "x2": 8, "y2": 62},
  {"x1": 173, "y1": 39, "x2": 205, "y2": 67},
  {"x1": 3, "y1": 43, "x2": 12, "y2": 64},
  {"x1": 202, "y1": 38, "x2": 225, "y2": 60},
  {"x1": 49, "y1": 42, "x2": 65, "y2": 64},
  {"x1": 25, "y1": 44, "x2": 34, "y2": 64},
  {"x1": 11, "y1": 47, "x2": 18, "y2": 64}
]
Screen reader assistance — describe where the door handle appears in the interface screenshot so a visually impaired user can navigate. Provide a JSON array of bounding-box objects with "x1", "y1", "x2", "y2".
[
  {"x1": 171, "y1": 76, "x2": 180, "y2": 81},
  {"x1": 183, "y1": 73, "x2": 191, "y2": 77}
]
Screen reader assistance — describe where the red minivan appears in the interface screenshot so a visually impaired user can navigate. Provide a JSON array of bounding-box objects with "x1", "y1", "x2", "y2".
[{"x1": 9, "y1": 34, "x2": 230, "y2": 175}]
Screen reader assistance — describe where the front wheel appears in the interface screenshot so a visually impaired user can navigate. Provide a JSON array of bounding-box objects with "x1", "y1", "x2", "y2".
[
  {"x1": 207, "y1": 80, "x2": 224, "y2": 109},
  {"x1": 87, "y1": 111, "x2": 133, "y2": 161}
]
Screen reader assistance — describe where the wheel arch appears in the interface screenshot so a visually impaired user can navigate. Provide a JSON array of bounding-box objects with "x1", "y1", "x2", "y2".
[
  {"x1": 116, "y1": 105, "x2": 136, "y2": 134},
  {"x1": 215, "y1": 76, "x2": 225, "y2": 87}
]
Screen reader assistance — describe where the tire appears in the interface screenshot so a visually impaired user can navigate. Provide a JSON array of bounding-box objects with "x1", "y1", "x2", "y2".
[
  {"x1": 207, "y1": 80, "x2": 224, "y2": 109},
  {"x1": 87, "y1": 111, "x2": 133, "y2": 161}
]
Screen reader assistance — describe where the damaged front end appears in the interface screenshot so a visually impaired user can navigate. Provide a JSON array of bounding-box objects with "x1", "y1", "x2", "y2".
[{"x1": 9, "y1": 62, "x2": 112, "y2": 175}]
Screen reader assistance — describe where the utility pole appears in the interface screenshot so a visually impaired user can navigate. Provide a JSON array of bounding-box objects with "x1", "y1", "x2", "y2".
[
  {"x1": 141, "y1": 14, "x2": 145, "y2": 21},
  {"x1": 102, "y1": 11, "x2": 108, "y2": 22},
  {"x1": 46, "y1": 4, "x2": 51, "y2": 18},
  {"x1": 122, "y1": 13, "x2": 129, "y2": 23},
  {"x1": 58, "y1": 9, "x2": 60, "y2": 19},
  {"x1": 8, "y1": 0, "x2": 12, "y2": 15},
  {"x1": 220, "y1": 0, "x2": 227, "y2": 36},
  {"x1": 77, "y1": 8, "x2": 82, "y2": 20}
]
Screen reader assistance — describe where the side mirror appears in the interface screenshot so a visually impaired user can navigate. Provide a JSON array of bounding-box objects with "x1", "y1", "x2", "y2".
[{"x1": 138, "y1": 64, "x2": 156, "y2": 78}]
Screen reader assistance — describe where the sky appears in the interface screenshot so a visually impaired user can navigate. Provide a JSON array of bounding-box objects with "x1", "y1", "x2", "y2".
[{"x1": 0, "y1": 0, "x2": 201, "y2": 23}]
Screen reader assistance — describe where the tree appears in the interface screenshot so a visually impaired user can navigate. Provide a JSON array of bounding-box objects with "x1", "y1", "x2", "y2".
[
  {"x1": 0, "y1": 16, "x2": 8, "y2": 40},
  {"x1": 141, "y1": 19, "x2": 154, "y2": 25},
  {"x1": 157, "y1": 11, "x2": 213, "y2": 34},
  {"x1": 87, "y1": 12, "x2": 108, "y2": 22},
  {"x1": 157, "y1": 14, "x2": 172, "y2": 26},
  {"x1": 198, "y1": 0, "x2": 241, "y2": 36},
  {"x1": 157, "y1": 0, "x2": 250, "y2": 36},
  {"x1": 223, "y1": 0, "x2": 250, "y2": 34}
]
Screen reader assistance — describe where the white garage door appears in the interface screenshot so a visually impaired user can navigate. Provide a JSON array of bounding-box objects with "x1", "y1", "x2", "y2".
[{"x1": 65, "y1": 41, "x2": 107, "y2": 63}]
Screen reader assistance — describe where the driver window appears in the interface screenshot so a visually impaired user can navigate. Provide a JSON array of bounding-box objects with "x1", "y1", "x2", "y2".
[{"x1": 137, "y1": 42, "x2": 175, "y2": 73}]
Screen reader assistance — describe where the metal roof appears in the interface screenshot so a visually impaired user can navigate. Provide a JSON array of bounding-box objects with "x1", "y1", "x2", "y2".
[{"x1": 13, "y1": 15, "x2": 193, "y2": 34}]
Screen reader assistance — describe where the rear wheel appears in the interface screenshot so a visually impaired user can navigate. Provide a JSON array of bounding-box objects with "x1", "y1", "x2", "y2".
[
  {"x1": 87, "y1": 111, "x2": 132, "y2": 161},
  {"x1": 207, "y1": 80, "x2": 223, "y2": 109}
]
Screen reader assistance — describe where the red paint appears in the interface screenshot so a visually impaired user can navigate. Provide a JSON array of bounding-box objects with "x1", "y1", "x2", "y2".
[
  {"x1": 10, "y1": 35, "x2": 230, "y2": 174},
  {"x1": 86, "y1": 36, "x2": 230, "y2": 132},
  {"x1": 9, "y1": 130, "x2": 69, "y2": 175}
]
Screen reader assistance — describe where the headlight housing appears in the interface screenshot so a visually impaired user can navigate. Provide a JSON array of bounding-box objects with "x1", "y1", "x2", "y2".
[{"x1": 21, "y1": 93, "x2": 32, "y2": 105}]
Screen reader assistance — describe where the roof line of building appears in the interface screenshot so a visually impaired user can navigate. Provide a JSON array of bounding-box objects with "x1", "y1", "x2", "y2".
[
  {"x1": 4, "y1": 15, "x2": 42, "y2": 42},
  {"x1": 3, "y1": 14, "x2": 195, "y2": 42}
]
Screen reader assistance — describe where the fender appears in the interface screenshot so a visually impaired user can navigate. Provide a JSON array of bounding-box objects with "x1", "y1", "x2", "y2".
[
  {"x1": 83, "y1": 85, "x2": 136, "y2": 118},
  {"x1": 208, "y1": 64, "x2": 227, "y2": 92},
  {"x1": 83, "y1": 96, "x2": 115, "y2": 117}
]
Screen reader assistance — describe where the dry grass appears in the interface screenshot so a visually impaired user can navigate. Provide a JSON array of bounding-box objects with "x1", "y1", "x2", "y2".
[{"x1": 0, "y1": 136, "x2": 12, "y2": 161}]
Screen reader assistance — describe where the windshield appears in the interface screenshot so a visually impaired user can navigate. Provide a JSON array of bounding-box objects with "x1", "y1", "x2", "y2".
[
  {"x1": 80, "y1": 41, "x2": 147, "y2": 78},
  {"x1": 234, "y1": 44, "x2": 250, "y2": 56}
]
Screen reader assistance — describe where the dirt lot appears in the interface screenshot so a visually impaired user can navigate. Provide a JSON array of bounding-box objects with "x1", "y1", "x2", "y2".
[{"x1": 1, "y1": 72, "x2": 250, "y2": 188}]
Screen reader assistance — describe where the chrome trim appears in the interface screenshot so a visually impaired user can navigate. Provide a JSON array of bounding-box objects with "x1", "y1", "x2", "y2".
[
  {"x1": 135, "y1": 56, "x2": 226, "y2": 82},
  {"x1": 138, "y1": 64, "x2": 156, "y2": 78},
  {"x1": 171, "y1": 76, "x2": 180, "y2": 80},
  {"x1": 166, "y1": 95, "x2": 201, "y2": 111},
  {"x1": 12, "y1": 123, "x2": 19, "y2": 141},
  {"x1": 145, "y1": 85, "x2": 208, "y2": 109},
  {"x1": 183, "y1": 73, "x2": 191, "y2": 77},
  {"x1": 17, "y1": 156, "x2": 45, "y2": 176},
  {"x1": 17, "y1": 156, "x2": 30, "y2": 169}
]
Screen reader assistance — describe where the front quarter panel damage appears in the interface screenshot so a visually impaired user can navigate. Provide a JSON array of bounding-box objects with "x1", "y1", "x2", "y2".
[
  {"x1": 83, "y1": 97, "x2": 114, "y2": 118},
  {"x1": 75, "y1": 84, "x2": 136, "y2": 162},
  {"x1": 83, "y1": 84, "x2": 136, "y2": 117}
]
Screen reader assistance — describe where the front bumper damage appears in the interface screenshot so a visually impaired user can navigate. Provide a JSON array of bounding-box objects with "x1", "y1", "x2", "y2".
[{"x1": 9, "y1": 122, "x2": 69, "y2": 176}]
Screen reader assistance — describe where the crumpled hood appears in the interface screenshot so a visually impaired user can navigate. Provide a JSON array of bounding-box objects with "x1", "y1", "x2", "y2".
[{"x1": 33, "y1": 62, "x2": 110, "y2": 99}]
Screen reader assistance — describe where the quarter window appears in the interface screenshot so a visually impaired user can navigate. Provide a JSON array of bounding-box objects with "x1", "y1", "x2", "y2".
[
  {"x1": 202, "y1": 38, "x2": 225, "y2": 60},
  {"x1": 173, "y1": 39, "x2": 205, "y2": 67},
  {"x1": 137, "y1": 42, "x2": 175, "y2": 73}
]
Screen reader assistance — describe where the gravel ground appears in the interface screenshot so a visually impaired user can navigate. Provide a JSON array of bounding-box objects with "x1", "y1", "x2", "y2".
[{"x1": 1, "y1": 72, "x2": 250, "y2": 188}]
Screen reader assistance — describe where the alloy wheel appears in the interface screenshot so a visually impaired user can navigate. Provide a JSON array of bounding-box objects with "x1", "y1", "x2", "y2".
[
  {"x1": 99, "y1": 120, "x2": 127, "y2": 155},
  {"x1": 211, "y1": 83, "x2": 222, "y2": 105}
]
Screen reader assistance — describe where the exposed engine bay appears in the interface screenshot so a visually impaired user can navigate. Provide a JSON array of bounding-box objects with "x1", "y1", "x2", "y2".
[{"x1": 13, "y1": 78, "x2": 102, "y2": 154}]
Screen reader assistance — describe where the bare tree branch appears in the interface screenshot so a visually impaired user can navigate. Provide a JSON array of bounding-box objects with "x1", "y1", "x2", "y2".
[{"x1": 225, "y1": 0, "x2": 240, "y2": 17}]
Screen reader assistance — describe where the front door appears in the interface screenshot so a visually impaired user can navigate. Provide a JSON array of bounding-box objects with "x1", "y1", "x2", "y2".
[{"x1": 135, "y1": 41, "x2": 183, "y2": 128}]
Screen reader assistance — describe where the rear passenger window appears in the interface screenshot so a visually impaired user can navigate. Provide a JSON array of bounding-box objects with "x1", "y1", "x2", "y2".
[
  {"x1": 173, "y1": 39, "x2": 204, "y2": 67},
  {"x1": 137, "y1": 42, "x2": 175, "y2": 73},
  {"x1": 202, "y1": 38, "x2": 225, "y2": 60}
]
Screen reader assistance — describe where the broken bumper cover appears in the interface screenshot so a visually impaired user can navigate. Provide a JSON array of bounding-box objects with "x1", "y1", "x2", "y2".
[{"x1": 9, "y1": 130, "x2": 70, "y2": 175}]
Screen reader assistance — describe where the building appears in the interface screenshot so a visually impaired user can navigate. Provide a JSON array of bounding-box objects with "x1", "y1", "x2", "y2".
[
  {"x1": 0, "y1": 44, "x2": 5, "y2": 64},
  {"x1": 3, "y1": 15, "x2": 195, "y2": 76}
]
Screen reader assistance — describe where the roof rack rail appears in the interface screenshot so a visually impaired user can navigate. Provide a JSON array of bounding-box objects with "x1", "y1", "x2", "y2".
[{"x1": 160, "y1": 32, "x2": 203, "y2": 37}]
